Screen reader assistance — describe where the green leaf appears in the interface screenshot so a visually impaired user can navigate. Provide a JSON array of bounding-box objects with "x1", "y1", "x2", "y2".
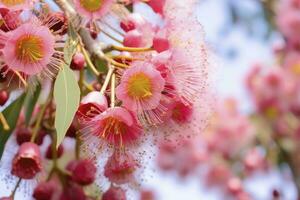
[
  {"x1": 23, "y1": 84, "x2": 41, "y2": 126},
  {"x1": 64, "y1": 24, "x2": 78, "y2": 64},
  {"x1": 0, "y1": 94, "x2": 25, "y2": 160},
  {"x1": 54, "y1": 65, "x2": 80, "y2": 148}
]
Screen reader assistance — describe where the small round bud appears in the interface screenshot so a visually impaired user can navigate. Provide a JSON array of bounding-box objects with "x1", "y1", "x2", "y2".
[
  {"x1": 71, "y1": 53, "x2": 86, "y2": 71},
  {"x1": 33, "y1": 181, "x2": 57, "y2": 200},
  {"x1": 70, "y1": 159, "x2": 96, "y2": 185},
  {"x1": 123, "y1": 30, "x2": 143, "y2": 48},
  {"x1": 11, "y1": 142, "x2": 42, "y2": 179},
  {"x1": 60, "y1": 184, "x2": 86, "y2": 200},
  {"x1": 16, "y1": 127, "x2": 31, "y2": 145},
  {"x1": 45, "y1": 144, "x2": 64, "y2": 160},
  {"x1": 0, "y1": 90, "x2": 9, "y2": 106},
  {"x1": 102, "y1": 186, "x2": 126, "y2": 200}
]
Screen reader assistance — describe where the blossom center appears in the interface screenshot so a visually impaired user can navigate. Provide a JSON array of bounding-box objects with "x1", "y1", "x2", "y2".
[
  {"x1": 80, "y1": 0, "x2": 103, "y2": 12},
  {"x1": 15, "y1": 34, "x2": 44, "y2": 64},
  {"x1": 102, "y1": 117, "x2": 127, "y2": 137},
  {"x1": 127, "y1": 73, "x2": 153, "y2": 99},
  {"x1": 1, "y1": 0, "x2": 25, "y2": 6}
]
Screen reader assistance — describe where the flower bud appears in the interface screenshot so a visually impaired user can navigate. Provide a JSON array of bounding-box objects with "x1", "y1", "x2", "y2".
[
  {"x1": 60, "y1": 184, "x2": 86, "y2": 200},
  {"x1": 16, "y1": 127, "x2": 31, "y2": 145},
  {"x1": 77, "y1": 92, "x2": 108, "y2": 120},
  {"x1": 123, "y1": 30, "x2": 144, "y2": 48},
  {"x1": 102, "y1": 186, "x2": 126, "y2": 200},
  {"x1": 120, "y1": 13, "x2": 146, "y2": 32},
  {"x1": 33, "y1": 181, "x2": 57, "y2": 200},
  {"x1": 0, "y1": 90, "x2": 9, "y2": 106},
  {"x1": 70, "y1": 159, "x2": 96, "y2": 185},
  {"x1": 71, "y1": 53, "x2": 86, "y2": 71},
  {"x1": 11, "y1": 142, "x2": 42, "y2": 179},
  {"x1": 45, "y1": 144, "x2": 64, "y2": 160},
  {"x1": 147, "y1": 0, "x2": 166, "y2": 15}
]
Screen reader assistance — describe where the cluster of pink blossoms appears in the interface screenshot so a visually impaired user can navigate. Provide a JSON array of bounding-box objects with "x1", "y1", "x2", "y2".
[
  {"x1": 0, "y1": 0, "x2": 211, "y2": 199},
  {"x1": 156, "y1": 0, "x2": 300, "y2": 199}
]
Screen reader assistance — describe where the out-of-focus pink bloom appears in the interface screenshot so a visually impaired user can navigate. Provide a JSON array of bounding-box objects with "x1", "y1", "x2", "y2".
[
  {"x1": 104, "y1": 150, "x2": 137, "y2": 184},
  {"x1": 206, "y1": 99, "x2": 255, "y2": 157},
  {"x1": 157, "y1": 139, "x2": 205, "y2": 177},
  {"x1": 74, "y1": 0, "x2": 114, "y2": 21},
  {"x1": 276, "y1": 0, "x2": 300, "y2": 42},
  {"x1": 205, "y1": 164, "x2": 232, "y2": 187},
  {"x1": 139, "y1": 189, "x2": 156, "y2": 200},
  {"x1": 243, "y1": 148, "x2": 268, "y2": 173},
  {"x1": 246, "y1": 66, "x2": 295, "y2": 118}
]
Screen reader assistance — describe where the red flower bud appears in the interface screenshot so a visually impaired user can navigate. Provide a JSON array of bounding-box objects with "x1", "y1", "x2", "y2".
[
  {"x1": 60, "y1": 184, "x2": 86, "y2": 200},
  {"x1": 0, "y1": 90, "x2": 9, "y2": 106},
  {"x1": 33, "y1": 181, "x2": 57, "y2": 200},
  {"x1": 16, "y1": 127, "x2": 31, "y2": 145},
  {"x1": 71, "y1": 53, "x2": 86, "y2": 71},
  {"x1": 46, "y1": 144, "x2": 64, "y2": 159},
  {"x1": 70, "y1": 159, "x2": 96, "y2": 185},
  {"x1": 11, "y1": 142, "x2": 42, "y2": 179},
  {"x1": 102, "y1": 186, "x2": 126, "y2": 200}
]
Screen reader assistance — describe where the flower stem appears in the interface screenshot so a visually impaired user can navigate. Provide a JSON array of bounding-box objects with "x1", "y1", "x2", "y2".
[
  {"x1": 79, "y1": 43, "x2": 100, "y2": 77},
  {"x1": 11, "y1": 178, "x2": 21, "y2": 198},
  {"x1": 111, "y1": 45, "x2": 153, "y2": 52},
  {"x1": 30, "y1": 86, "x2": 53, "y2": 142},
  {"x1": 110, "y1": 73, "x2": 116, "y2": 108},
  {"x1": 101, "y1": 29, "x2": 123, "y2": 44},
  {"x1": 100, "y1": 67, "x2": 114, "y2": 94},
  {"x1": 0, "y1": 112, "x2": 10, "y2": 131},
  {"x1": 13, "y1": 70, "x2": 27, "y2": 88}
]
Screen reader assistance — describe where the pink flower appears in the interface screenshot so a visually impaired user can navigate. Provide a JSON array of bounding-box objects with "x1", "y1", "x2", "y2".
[
  {"x1": 104, "y1": 150, "x2": 137, "y2": 184},
  {"x1": 1, "y1": 21, "x2": 62, "y2": 76},
  {"x1": 206, "y1": 99, "x2": 255, "y2": 157},
  {"x1": 0, "y1": 0, "x2": 36, "y2": 10},
  {"x1": 11, "y1": 142, "x2": 42, "y2": 179},
  {"x1": 157, "y1": 139, "x2": 204, "y2": 177},
  {"x1": 74, "y1": 0, "x2": 114, "y2": 21},
  {"x1": 276, "y1": 0, "x2": 300, "y2": 42},
  {"x1": 81, "y1": 107, "x2": 143, "y2": 147},
  {"x1": 116, "y1": 61, "x2": 165, "y2": 112}
]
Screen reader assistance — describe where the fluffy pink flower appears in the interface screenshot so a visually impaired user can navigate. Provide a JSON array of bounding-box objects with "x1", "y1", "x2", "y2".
[
  {"x1": 1, "y1": 21, "x2": 62, "y2": 76},
  {"x1": 74, "y1": 0, "x2": 114, "y2": 21},
  {"x1": 0, "y1": 0, "x2": 36, "y2": 10},
  {"x1": 81, "y1": 107, "x2": 142, "y2": 147},
  {"x1": 276, "y1": 0, "x2": 300, "y2": 42},
  {"x1": 104, "y1": 150, "x2": 137, "y2": 184},
  {"x1": 116, "y1": 61, "x2": 165, "y2": 112}
]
